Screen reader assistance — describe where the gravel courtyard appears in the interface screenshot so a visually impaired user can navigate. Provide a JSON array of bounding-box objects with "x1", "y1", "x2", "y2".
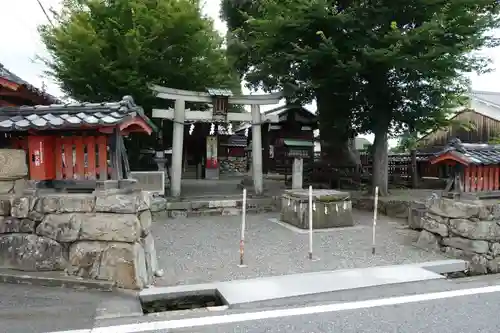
[{"x1": 151, "y1": 210, "x2": 447, "y2": 286}]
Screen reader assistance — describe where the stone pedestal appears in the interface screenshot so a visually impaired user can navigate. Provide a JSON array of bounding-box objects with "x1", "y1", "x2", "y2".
[{"x1": 280, "y1": 189, "x2": 354, "y2": 229}]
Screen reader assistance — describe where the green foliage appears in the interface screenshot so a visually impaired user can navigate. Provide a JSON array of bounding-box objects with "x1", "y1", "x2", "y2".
[
  {"x1": 489, "y1": 133, "x2": 500, "y2": 144},
  {"x1": 39, "y1": 0, "x2": 240, "y2": 111},
  {"x1": 222, "y1": 0, "x2": 500, "y2": 193},
  {"x1": 222, "y1": 0, "x2": 500, "y2": 133}
]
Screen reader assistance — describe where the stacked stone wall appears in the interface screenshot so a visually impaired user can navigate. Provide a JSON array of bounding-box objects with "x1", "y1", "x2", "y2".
[
  {"x1": 0, "y1": 190, "x2": 157, "y2": 289},
  {"x1": 415, "y1": 197, "x2": 500, "y2": 274}
]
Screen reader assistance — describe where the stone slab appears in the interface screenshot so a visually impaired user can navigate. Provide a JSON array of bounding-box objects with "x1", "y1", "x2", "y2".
[
  {"x1": 140, "y1": 261, "x2": 466, "y2": 305},
  {"x1": 283, "y1": 189, "x2": 350, "y2": 202},
  {"x1": 0, "y1": 268, "x2": 114, "y2": 291},
  {"x1": 414, "y1": 259, "x2": 468, "y2": 275},
  {"x1": 215, "y1": 265, "x2": 444, "y2": 305}
]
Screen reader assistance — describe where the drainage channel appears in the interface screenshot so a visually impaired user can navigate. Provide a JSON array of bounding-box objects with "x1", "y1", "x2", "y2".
[
  {"x1": 138, "y1": 260, "x2": 469, "y2": 316},
  {"x1": 140, "y1": 288, "x2": 229, "y2": 315}
]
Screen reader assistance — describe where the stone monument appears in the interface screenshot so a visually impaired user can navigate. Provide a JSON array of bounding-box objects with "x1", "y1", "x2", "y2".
[{"x1": 281, "y1": 189, "x2": 354, "y2": 229}]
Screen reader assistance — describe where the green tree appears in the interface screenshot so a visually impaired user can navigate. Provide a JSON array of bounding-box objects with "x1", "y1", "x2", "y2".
[
  {"x1": 222, "y1": 0, "x2": 365, "y2": 170},
  {"x1": 39, "y1": 0, "x2": 239, "y2": 111},
  {"x1": 222, "y1": 0, "x2": 500, "y2": 195}
]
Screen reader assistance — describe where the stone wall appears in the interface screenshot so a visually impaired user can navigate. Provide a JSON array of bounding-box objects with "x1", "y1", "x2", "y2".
[
  {"x1": 0, "y1": 149, "x2": 29, "y2": 196},
  {"x1": 220, "y1": 156, "x2": 247, "y2": 174},
  {"x1": 351, "y1": 196, "x2": 412, "y2": 219},
  {"x1": 414, "y1": 197, "x2": 500, "y2": 274},
  {"x1": 0, "y1": 190, "x2": 158, "y2": 290}
]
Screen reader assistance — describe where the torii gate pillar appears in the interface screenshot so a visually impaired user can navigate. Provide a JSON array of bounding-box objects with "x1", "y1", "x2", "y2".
[
  {"x1": 150, "y1": 85, "x2": 282, "y2": 197},
  {"x1": 171, "y1": 99, "x2": 185, "y2": 197}
]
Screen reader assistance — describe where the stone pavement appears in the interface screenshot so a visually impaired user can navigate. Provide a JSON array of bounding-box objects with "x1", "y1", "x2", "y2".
[{"x1": 151, "y1": 209, "x2": 447, "y2": 286}]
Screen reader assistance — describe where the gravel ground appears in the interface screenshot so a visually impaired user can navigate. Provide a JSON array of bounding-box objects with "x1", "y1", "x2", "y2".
[{"x1": 152, "y1": 210, "x2": 447, "y2": 286}]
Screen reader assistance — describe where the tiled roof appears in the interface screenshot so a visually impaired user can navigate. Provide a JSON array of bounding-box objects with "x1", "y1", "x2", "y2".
[
  {"x1": 0, "y1": 95, "x2": 151, "y2": 132},
  {"x1": 0, "y1": 63, "x2": 60, "y2": 104},
  {"x1": 434, "y1": 139, "x2": 500, "y2": 165}
]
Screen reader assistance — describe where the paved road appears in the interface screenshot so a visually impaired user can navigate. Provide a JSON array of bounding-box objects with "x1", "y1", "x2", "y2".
[
  {"x1": 170, "y1": 290, "x2": 500, "y2": 333},
  {"x1": 0, "y1": 283, "x2": 140, "y2": 333},
  {"x1": 32, "y1": 274, "x2": 500, "y2": 333}
]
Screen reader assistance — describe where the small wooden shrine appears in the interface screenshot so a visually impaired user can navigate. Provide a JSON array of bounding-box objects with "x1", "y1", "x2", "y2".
[
  {"x1": 0, "y1": 96, "x2": 155, "y2": 190},
  {"x1": 238, "y1": 105, "x2": 317, "y2": 175},
  {"x1": 430, "y1": 138, "x2": 500, "y2": 199},
  {"x1": 0, "y1": 63, "x2": 59, "y2": 107}
]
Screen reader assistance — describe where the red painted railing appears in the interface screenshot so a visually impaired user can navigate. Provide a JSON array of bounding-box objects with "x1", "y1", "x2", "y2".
[
  {"x1": 464, "y1": 165, "x2": 500, "y2": 192},
  {"x1": 56, "y1": 135, "x2": 110, "y2": 180}
]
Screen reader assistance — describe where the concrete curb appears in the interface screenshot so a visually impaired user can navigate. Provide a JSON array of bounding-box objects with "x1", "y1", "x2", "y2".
[
  {"x1": 0, "y1": 269, "x2": 115, "y2": 291},
  {"x1": 139, "y1": 260, "x2": 469, "y2": 305}
]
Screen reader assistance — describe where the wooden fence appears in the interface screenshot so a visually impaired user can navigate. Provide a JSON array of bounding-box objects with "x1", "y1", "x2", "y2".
[{"x1": 310, "y1": 152, "x2": 444, "y2": 188}]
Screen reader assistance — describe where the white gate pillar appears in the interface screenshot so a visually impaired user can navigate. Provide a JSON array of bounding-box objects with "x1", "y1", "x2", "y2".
[
  {"x1": 170, "y1": 99, "x2": 185, "y2": 197},
  {"x1": 251, "y1": 104, "x2": 263, "y2": 195}
]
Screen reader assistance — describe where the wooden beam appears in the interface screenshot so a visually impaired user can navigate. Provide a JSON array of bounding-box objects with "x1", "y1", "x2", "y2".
[
  {"x1": 226, "y1": 113, "x2": 253, "y2": 122},
  {"x1": 229, "y1": 92, "x2": 283, "y2": 105},
  {"x1": 152, "y1": 108, "x2": 280, "y2": 125}
]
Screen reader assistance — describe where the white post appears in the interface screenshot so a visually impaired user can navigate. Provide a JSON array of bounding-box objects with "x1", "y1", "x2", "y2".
[
  {"x1": 239, "y1": 188, "x2": 247, "y2": 267},
  {"x1": 372, "y1": 186, "x2": 379, "y2": 255},
  {"x1": 251, "y1": 104, "x2": 264, "y2": 195},
  {"x1": 308, "y1": 185, "x2": 313, "y2": 260},
  {"x1": 170, "y1": 99, "x2": 185, "y2": 197}
]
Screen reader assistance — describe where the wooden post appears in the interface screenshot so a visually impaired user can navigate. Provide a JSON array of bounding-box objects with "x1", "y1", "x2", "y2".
[
  {"x1": 477, "y1": 165, "x2": 483, "y2": 192},
  {"x1": 464, "y1": 166, "x2": 471, "y2": 192},
  {"x1": 470, "y1": 165, "x2": 477, "y2": 192},
  {"x1": 84, "y1": 136, "x2": 97, "y2": 180},
  {"x1": 494, "y1": 165, "x2": 500, "y2": 191},
  {"x1": 62, "y1": 137, "x2": 73, "y2": 180},
  {"x1": 74, "y1": 136, "x2": 85, "y2": 180},
  {"x1": 454, "y1": 164, "x2": 464, "y2": 193},
  {"x1": 110, "y1": 128, "x2": 123, "y2": 180},
  {"x1": 96, "y1": 136, "x2": 108, "y2": 180},
  {"x1": 119, "y1": 135, "x2": 131, "y2": 179}
]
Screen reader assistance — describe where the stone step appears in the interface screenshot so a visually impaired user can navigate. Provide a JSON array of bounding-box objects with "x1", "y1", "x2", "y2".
[{"x1": 165, "y1": 197, "x2": 280, "y2": 218}]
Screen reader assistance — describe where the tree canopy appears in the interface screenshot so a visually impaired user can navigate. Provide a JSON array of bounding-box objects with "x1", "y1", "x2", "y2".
[
  {"x1": 222, "y1": 0, "x2": 500, "y2": 194},
  {"x1": 39, "y1": 0, "x2": 240, "y2": 110}
]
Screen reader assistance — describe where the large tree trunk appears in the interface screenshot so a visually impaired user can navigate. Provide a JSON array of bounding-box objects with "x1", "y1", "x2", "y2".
[
  {"x1": 316, "y1": 92, "x2": 360, "y2": 168},
  {"x1": 372, "y1": 126, "x2": 389, "y2": 196},
  {"x1": 410, "y1": 148, "x2": 418, "y2": 189}
]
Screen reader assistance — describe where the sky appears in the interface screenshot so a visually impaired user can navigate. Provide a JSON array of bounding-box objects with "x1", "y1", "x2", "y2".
[{"x1": 1, "y1": 0, "x2": 500, "y2": 143}]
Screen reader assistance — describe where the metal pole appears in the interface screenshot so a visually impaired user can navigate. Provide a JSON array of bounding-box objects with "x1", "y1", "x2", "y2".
[
  {"x1": 308, "y1": 185, "x2": 313, "y2": 260},
  {"x1": 372, "y1": 186, "x2": 379, "y2": 255},
  {"x1": 239, "y1": 188, "x2": 247, "y2": 267}
]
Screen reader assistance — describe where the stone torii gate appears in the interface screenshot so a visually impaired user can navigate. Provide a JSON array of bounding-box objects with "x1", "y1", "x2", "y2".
[{"x1": 150, "y1": 85, "x2": 283, "y2": 197}]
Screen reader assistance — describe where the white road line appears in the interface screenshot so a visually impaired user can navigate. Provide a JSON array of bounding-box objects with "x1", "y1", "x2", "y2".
[{"x1": 48, "y1": 284, "x2": 500, "y2": 333}]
